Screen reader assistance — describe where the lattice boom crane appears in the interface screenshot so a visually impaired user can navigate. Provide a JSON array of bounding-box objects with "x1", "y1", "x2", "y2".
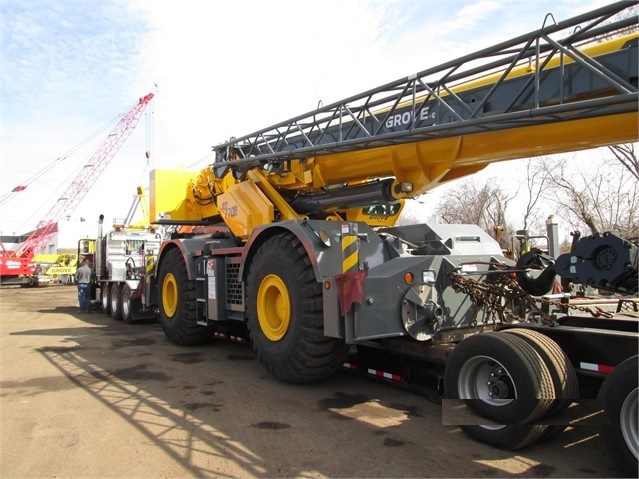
[{"x1": 13, "y1": 93, "x2": 154, "y2": 259}]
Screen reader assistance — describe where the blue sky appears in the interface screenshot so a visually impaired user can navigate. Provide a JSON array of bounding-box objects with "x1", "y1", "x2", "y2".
[{"x1": 0, "y1": 0, "x2": 613, "y2": 236}]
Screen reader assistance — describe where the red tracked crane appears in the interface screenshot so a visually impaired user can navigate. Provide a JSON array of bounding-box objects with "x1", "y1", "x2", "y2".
[{"x1": 0, "y1": 92, "x2": 154, "y2": 284}]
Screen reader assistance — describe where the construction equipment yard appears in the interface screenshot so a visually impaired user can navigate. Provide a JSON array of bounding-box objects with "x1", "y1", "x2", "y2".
[{"x1": 0, "y1": 284, "x2": 627, "y2": 478}]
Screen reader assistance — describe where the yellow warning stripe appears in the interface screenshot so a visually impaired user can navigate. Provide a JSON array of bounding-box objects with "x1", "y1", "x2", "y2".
[{"x1": 342, "y1": 235, "x2": 358, "y2": 273}]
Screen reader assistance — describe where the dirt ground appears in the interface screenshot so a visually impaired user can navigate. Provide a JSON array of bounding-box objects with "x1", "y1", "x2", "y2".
[{"x1": 0, "y1": 284, "x2": 625, "y2": 478}]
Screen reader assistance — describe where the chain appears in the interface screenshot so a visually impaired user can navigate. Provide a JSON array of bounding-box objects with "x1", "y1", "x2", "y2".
[
  {"x1": 448, "y1": 262, "x2": 614, "y2": 326},
  {"x1": 448, "y1": 271, "x2": 527, "y2": 326},
  {"x1": 539, "y1": 297, "x2": 614, "y2": 319}
]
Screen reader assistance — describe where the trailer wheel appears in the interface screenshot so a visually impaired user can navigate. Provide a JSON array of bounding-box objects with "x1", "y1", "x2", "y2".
[
  {"x1": 460, "y1": 424, "x2": 549, "y2": 450},
  {"x1": 121, "y1": 284, "x2": 137, "y2": 323},
  {"x1": 444, "y1": 331, "x2": 554, "y2": 425},
  {"x1": 598, "y1": 355, "x2": 638, "y2": 477},
  {"x1": 158, "y1": 248, "x2": 208, "y2": 345},
  {"x1": 110, "y1": 283, "x2": 122, "y2": 321},
  {"x1": 246, "y1": 232, "x2": 348, "y2": 384},
  {"x1": 100, "y1": 284, "x2": 111, "y2": 315},
  {"x1": 502, "y1": 327, "x2": 579, "y2": 439}
]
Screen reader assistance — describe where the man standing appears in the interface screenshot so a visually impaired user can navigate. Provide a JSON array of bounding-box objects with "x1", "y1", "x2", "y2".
[{"x1": 74, "y1": 258, "x2": 92, "y2": 313}]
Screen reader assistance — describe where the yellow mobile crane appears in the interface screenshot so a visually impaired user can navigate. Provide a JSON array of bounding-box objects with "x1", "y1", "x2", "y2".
[{"x1": 101, "y1": 2, "x2": 638, "y2": 471}]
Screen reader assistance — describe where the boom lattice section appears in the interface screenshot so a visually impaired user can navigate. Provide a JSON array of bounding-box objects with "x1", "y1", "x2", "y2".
[{"x1": 213, "y1": 2, "x2": 637, "y2": 182}]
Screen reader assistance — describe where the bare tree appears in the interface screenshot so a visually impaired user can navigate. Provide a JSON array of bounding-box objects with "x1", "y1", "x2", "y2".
[
  {"x1": 608, "y1": 144, "x2": 639, "y2": 181},
  {"x1": 435, "y1": 178, "x2": 517, "y2": 249},
  {"x1": 521, "y1": 158, "x2": 553, "y2": 231},
  {"x1": 536, "y1": 152, "x2": 639, "y2": 239}
]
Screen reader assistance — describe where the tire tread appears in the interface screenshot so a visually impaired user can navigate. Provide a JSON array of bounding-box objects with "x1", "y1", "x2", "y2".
[{"x1": 247, "y1": 232, "x2": 348, "y2": 383}]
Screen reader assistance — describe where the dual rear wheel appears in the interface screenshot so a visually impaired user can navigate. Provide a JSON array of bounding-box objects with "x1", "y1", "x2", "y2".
[
  {"x1": 444, "y1": 329, "x2": 577, "y2": 450},
  {"x1": 445, "y1": 328, "x2": 638, "y2": 474}
]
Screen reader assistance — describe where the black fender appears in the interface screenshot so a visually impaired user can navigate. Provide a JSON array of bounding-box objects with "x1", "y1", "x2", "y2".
[{"x1": 239, "y1": 220, "x2": 358, "y2": 283}]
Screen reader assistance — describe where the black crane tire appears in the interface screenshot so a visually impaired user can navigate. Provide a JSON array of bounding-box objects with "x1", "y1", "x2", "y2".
[
  {"x1": 444, "y1": 331, "x2": 555, "y2": 425},
  {"x1": 597, "y1": 355, "x2": 638, "y2": 478},
  {"x1": 460, "y1": 424, "x2": 549, "y2": 450},
  {"x1": 100, "y1": 283, "x2": 111, "y2": 315},
  {"x1": 110, "y1": 283, "x2": 123, "y2": 321},
  {"x1": 246, "y1": 232, "x2": 349, "y2": 384},
  {"x1": 158, "y1": 248, "x2": 209, "y2": 346}
]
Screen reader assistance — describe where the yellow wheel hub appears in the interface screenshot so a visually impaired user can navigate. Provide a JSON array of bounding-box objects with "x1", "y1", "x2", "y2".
[
  {"x1": 257, "y1": 274, "x2": 291, "y2": 341},
  {"x1": 162, "y1": 272, "x2": 178, "y2": 318}
]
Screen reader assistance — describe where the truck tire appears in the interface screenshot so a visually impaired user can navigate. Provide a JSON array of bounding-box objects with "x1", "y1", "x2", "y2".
[
  {"x1": 121, "y1": 283, "x2": 137, "y2": 323},
  {"x1": 158, "y1": 248, "x2": 209, "y2": 346},
  {"x1": 100, "y1": 284, "x2": 111, "y2": 315},
  {"x1": 460, "y1": 424, "x2": 549, "y2": 451},
  {"x1": 444, "y1": 331, "x2": 555, "y2": 425},
  {"x1": 598, "y1": 355, "x2": 638, "y2": 477},
  {"x1": 503, "y1": 328, "x2": 579, "y2": 410},
  {"x1": 110, "y1": 283, "x2": 122, "y2": 321},
  {"x1": 501, "y1": 328, "x2": 579, "y2": 440},
  {"x1": 246, "y1": 232, "x2": 348, "y2": 384}
]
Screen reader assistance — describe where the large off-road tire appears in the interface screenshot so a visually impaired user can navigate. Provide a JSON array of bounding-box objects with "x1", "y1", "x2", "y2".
[
  {"x1": 444, "y1": 331, "x2": 555, "y2": 425},
  {"x1": 100, "y1": 283, "x2": 111, "y2": 315},
  {"x1": 121, "y1": 283, "x2": 138, "y2": 323},
  {"x1": 502, "y1": 328, "x2": 579, "y2": 440},
  {"x1": 246, "y1": 232, "x2": 348, "y2": 384},
  {"x1": 110, "y1": 283, "x2": 122, "y2": 321},
  {"x1": 598, "y1": 355, "x2": 638, "y2": 477},
  {"x1": 460, "y1": 424, "x2": 549, "y2": 451},
  {"x1": 158, "y1": 248, "x2": 209, "y2": 346}
]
